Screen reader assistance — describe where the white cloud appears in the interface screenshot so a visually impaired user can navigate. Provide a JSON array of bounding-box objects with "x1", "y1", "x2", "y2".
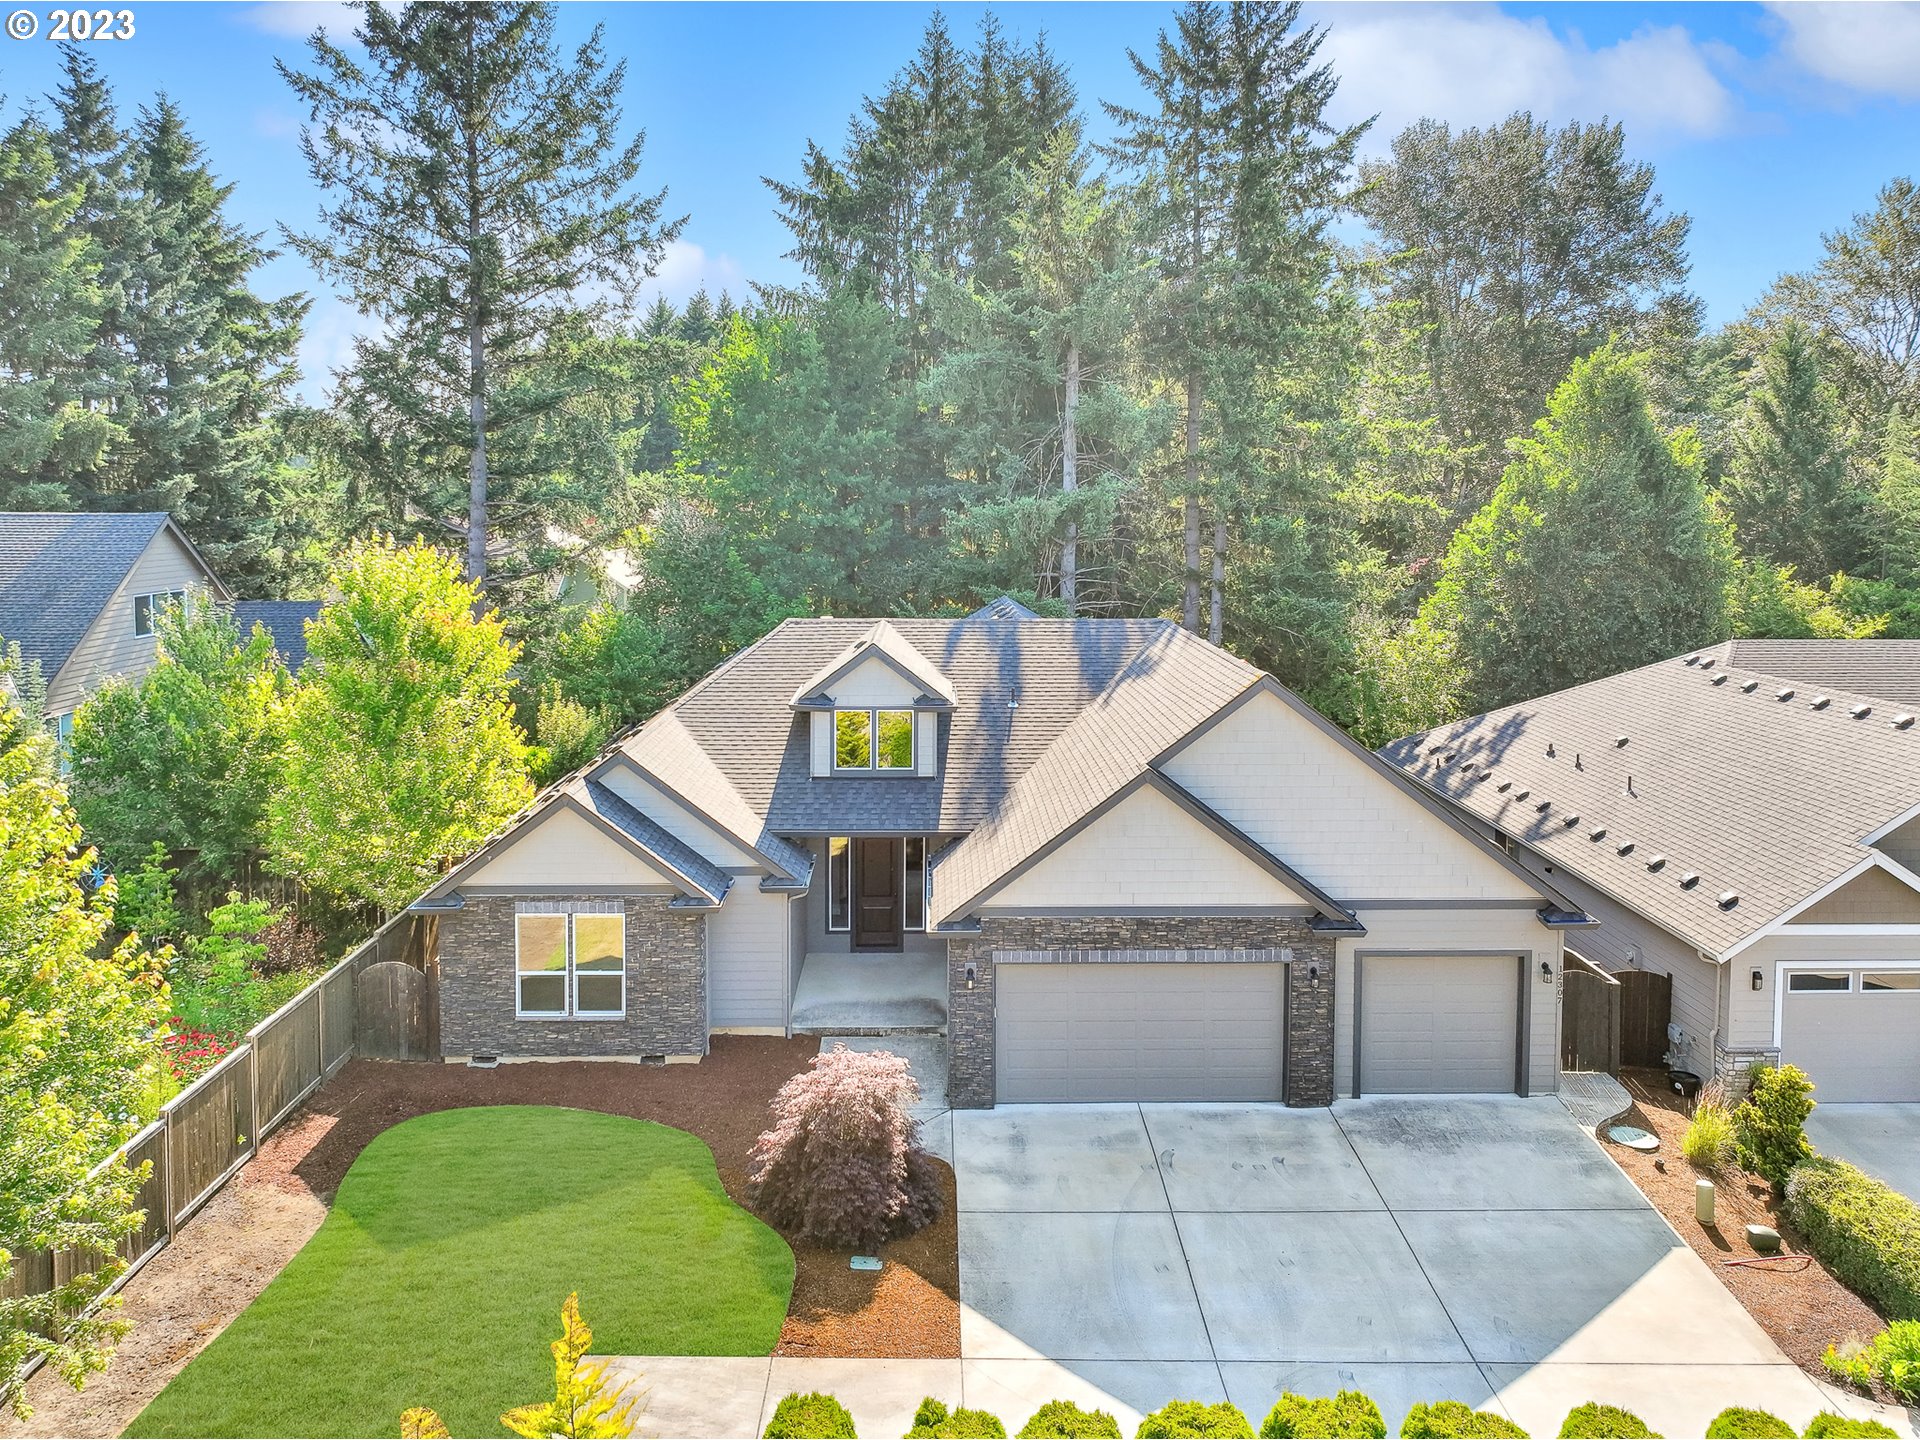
[
  {"x1": 235, "y1": 1, "x2": 356, "y2": 40},
  {"x1": 1310, "y1": 4, "x2": 1738, "y2": 149},
  {"x1": 637, "y1": 238, "x2": 749, "y2": 307},
  {"x1": 1766, "y1": 1, "x2": 1920, "y2": 101},
  {"x1": 292, "y1": 294, "x2": 367, "y2": 406}
]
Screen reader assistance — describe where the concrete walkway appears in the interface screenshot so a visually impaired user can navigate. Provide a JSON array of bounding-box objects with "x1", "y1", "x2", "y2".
[
  {"x1": 790, "y1": 953, "x2": 947, "y2": 1033},
  {"x1": 1557, "y1": 1069, "x2": 1634, "y2": 1135},
  {"x1": 1807, "y1": 1104, "x2": 1920, "y2": 1200}
]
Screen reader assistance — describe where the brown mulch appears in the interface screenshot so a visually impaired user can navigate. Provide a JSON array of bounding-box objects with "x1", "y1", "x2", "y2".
[
  {"x1": 1602, "y1": 1068, "x2": 1886, "y2": 1382},
  {"x1": 6, "y1": 1037, "x2": 957, "y2": 1440}
]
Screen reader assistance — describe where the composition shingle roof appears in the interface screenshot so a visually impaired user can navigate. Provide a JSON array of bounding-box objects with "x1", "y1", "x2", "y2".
[
  {"x1": 0, "y1": 512, "x2": 172, "y2": 681},
  {"x1": 1379, "y1": 643, "x2": 1920, "y2": 956},
  {"x1": 1707, "y1": 638, "x2": 1920, "y2": 708},
  {"x1": 232, "y1": 600, "x2": 322, "y2": 671}
]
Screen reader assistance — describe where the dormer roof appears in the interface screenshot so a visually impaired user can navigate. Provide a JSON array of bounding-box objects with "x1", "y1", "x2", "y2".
[{"x1": 789, "y1": 618, "x2": 959, "y2": 710}]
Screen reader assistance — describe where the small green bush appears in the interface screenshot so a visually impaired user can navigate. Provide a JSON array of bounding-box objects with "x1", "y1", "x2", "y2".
[
  {"x1": 1704, "y1": 1408, "x2": 1794, "y2": 1438},
  {"x1": 1733, "y1": 1063, "x2": 1815, "y2": 1193},
  {"x1": 908, "y1": 1398, "x2": 1007, "y2": 1439},
  {"x1": 766, "y1": 1391, "x2": 858, "y2": 1439},
  {"x1": 1019, "y1": 1401, "x2": 1122, "y2": 1438},
  {"x1": 1134, "y1": 1401, "x2": 1256, "y2": 1439},
  {"x1": 1260, "y1": 1390, "x2": 1386, "y2": 1438},
  {"x1": 1398, "y1": 1400, "x2": 1527, "y2": 1437},
  {"x1": 1802, "y1": 1413, "x2": 1897, "y2": 1437},
  {"x1": 1824, "y1": 1320, "x2": 1920, "y2": 1404},
  {"x1": 1785, "y1": 1157, "x2": 1920, "y2": 1321},
  {"x1": 1682, "y1": 1101, "x2": 1739, "y2": 1173},
  {"x1": 1557, "y1": 1403, "x2": 1659, "y2": 1438}
]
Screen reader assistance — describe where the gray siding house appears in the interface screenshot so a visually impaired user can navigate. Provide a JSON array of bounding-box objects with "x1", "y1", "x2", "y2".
[
  {"x1": 1381, "y1": 640, "x2": 1920, "y2": 1102},
  {"x1": 417, "y1": 603, "x2": 1585, "y2": 1108}
]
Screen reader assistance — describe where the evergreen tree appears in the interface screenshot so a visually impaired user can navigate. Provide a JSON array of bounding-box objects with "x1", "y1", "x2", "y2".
[
  {"x1": 0, "y1": 113, "x2": 111, "y2": 507},
  {"x1": 1104, "y1": 0, "x2": 1363, "y2": 638},
  {"x1": 1420, "y1": 342, "x2": 1733, "y2": 711},
  {"x1": 1358, "y1": 113, "x2": 1698, "y2": 512},
  {"x1": 280, "y1": 1, "x2": 683, "y2": 594},
  {"x1": 1877, "y1": 409, "x2": 1920, "y2": 587},
  {"x1": 1719, "y1": 323, "x2": 1870, "y2": 582}
]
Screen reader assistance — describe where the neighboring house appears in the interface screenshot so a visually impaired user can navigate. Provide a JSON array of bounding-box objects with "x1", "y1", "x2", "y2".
[
  {"x1": 1380, "y1": 640, "x2": 1920, "y2": 1103},
  {"x1": 0, "y1": 512, "x2": 229, "y2": 739},
  {"x1": 231, "y1": 600, "x2": 324, "y2": 671},
  {"x1": 413, "y1": 602, "x2": 1585, "y2": 1108}
]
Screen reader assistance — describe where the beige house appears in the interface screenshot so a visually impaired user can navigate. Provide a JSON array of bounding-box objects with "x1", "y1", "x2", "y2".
[
  {"x1": 414, "y1": 601, "x2": 1585, "y2": 1108},
  {"x1": 1381, "y1": 640, "x2": 1920, "y2": 1102},
  {"x1": 0, "y1": 512, "x2": 230, "y2": 736}
]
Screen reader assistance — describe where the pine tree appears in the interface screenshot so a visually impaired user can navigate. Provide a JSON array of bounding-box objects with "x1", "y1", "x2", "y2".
[
  {"x1": 280, "y1": 1, "x2": 684, "y2": 595},
  {"x1": 1877, "y1": 408, "x2": 1920, "y2": 586},
  {"x1": 1719, "y1": 323, "x2": 1870, "y2": 582},
  {"x1": 1104, "y1": 1, "x2": 1363, "y2": 638}
]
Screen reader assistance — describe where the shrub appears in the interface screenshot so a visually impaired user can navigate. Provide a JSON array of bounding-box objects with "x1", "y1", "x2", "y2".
[
  {"x1": 1785, "y1": 1157, "x2": 1920, "y2": 1321},
  {"x1": 1019, "y1": 1401, "x2": 1122, "y2": 1438},
  {"x1": 747, "y1": 1044, "x2": 942, "y2": 1250},
  {"x1": 1733, "y1": 1063, "x2": 1815, "y2": 1192},
  {"x1": 1704, "y1": 1408, "x2": 1794, "y2": 1438},
  {"x1": 908, "y1": 1397, "x2": 1007, "y2": 1438},
  {"x1": 112, "y1": 842, "x2": 183, "y2": 943},
  {"x1": 499, "y1": 1293, "x2": 639, "y2": 1439},
  {"x1": 1260, "y1": 1390, "x2": 1385, "y2": 1438},
  {"x1": 1682, "y1": 1100, "x2": 1739, "y2": 1173},
  {"x1": 1803, "y1": 1414, "x2": 1897, "y2": 1437},
  {"x1": 1398, "y1": 1400, "x2": 1526, "y2": 1437},
  {"x1": 1824, "y1": 1321, "x2": 1920, "y2": 1404},
  {"x1": 1134, "y1": 1401, "x2": 1256, "y2": 1438},
  {"x1": 257, "y1": 911, "x2": 327, "y2": 976},
  {"x1": 1558, "y1": 1403, "x2": 1659, "y2": 1438},
  {"x1": 765, "y1": 1391, "x2": 857, "y2": 1440}
]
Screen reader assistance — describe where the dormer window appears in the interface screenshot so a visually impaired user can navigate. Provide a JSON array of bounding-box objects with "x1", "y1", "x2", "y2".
[{"x1": 836, "y1": 708, "x2": 914, "y2": 770}]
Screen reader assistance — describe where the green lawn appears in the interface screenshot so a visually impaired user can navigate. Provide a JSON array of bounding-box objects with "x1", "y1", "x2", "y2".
[{"x1": 127, "y1": 1106, "x2": 794, "y2": 1439}]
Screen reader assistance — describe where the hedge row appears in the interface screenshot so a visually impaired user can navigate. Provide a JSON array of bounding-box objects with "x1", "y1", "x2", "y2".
[
  {"x1": 758, "y1": 1391, "x2": 1897, "y2": 1439},
  {"x1": 1784, "y1": 1156, "x2": 1920, "y2": 1322}
]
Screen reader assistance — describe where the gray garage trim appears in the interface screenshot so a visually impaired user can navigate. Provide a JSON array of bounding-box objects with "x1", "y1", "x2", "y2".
[
  {"x1": 996, "y1": 956, "x2": 1290, "y2": 1103},
  {"x1": 1353, "y1": 950, "x2": 1530, "y2": 1097}
]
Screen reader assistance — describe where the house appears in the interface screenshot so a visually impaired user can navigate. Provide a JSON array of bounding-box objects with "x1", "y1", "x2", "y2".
[
  {"x1": 412, "y1": 602, "x2": 1585, "y2": 1107},
  {"x1": 0, "y1": 512, "x2": 230, "y2": 739},
  {"x1": 1379, "y1": 640, "x2": 1920, "y2": 1103},
  {"x1": 231, "y1": 600, "x2": 324, "y2": 671}
]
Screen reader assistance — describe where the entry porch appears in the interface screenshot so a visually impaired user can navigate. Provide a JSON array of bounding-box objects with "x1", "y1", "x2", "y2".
[{"x1": 789, "y1": 950, "x2": 948, "y2": 1034}]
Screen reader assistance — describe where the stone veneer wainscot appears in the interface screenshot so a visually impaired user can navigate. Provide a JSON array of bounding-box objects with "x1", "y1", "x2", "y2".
[
  {"x1": 437, "y1": 894, "x2": 708, "y2": 1060},
  {"x1": 945, "y1": 914, "x2": 1335, "y2": 1109}
]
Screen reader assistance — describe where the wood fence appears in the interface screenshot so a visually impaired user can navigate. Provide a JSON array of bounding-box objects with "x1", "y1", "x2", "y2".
[
  {"x1": 1561, "y1": 952, "x2": 1622, "y2": 1074},
  {"x1": 4, "y1": 912, "x2": 437, "y2": 1372},
  {"x1": 1618, "y1": 967, "x2": 1675, "y2": 1069}
]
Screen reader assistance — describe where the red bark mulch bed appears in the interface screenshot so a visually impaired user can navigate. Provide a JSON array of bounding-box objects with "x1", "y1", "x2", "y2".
[
  {"x1": 254, "y1": 1038, "x2": 961, "y2": 1360},
  {"x1": 1602, "y1": 1068, "x2": 1887, "y2": 1385}
]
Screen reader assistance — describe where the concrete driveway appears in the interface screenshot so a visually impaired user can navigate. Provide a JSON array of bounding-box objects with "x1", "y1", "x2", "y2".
[
  {"x1": 1807, "y1": 1105, "x2": 1920, "y2": 1200},
  {"x1": 951, "y1": 1097, "x2": 1868, "y2": 1438}
]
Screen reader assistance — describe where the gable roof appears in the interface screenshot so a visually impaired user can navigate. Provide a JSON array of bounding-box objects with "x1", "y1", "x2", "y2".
[
  {"x1": 0, "y1": 512, "x2": 222, "y2": 683},
  {"x1": 1379, "y1": 643, "x2": 1920, "y2": 957},
  {"x1": 790, "y1": 618, "x2": 959, "y2": 708},
  {"x1": 232, "y1": 600, "x2": 323, "y2": 670}
]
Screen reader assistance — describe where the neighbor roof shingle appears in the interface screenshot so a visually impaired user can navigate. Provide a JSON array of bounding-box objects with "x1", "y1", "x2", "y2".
[
  {"x1": 1379, "y1": 643, "x2": 1920, "y2": 955},
  {"x1": 232, "y1": 600, "x2": 322, "y2": 671},
  {"x1": 0, "y1": 512, "x2": 172, "y2": 682},
  {"x1": 1707, "y1": 638, "x2": 1920, "y2": 708}
]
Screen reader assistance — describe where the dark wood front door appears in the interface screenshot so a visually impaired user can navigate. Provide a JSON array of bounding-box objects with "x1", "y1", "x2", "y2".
[{"x1": 853, "y1": 837, "x2": 903, "y2": 950}]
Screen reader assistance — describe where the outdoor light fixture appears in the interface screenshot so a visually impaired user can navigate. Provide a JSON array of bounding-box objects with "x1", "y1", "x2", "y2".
[
  {"x1": 965, "y1": 963, "x2": 977, "y2": 991},
  {"x1": 1540, "y1": 960, "x2": 1553, "y2": 984},
  {"x1": 1751, "y1": 968, "x2": 1763, "y2": 992},
  {"x1": 1308, "y1": 962, "x2": 1321, "y2": 988}
]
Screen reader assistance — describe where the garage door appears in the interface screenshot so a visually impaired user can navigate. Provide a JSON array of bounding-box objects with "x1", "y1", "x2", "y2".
[
  {"x1": 1358, "y1": 954, "x2": 1521, "y2": 1095},
  {"x1": 1780, "y1": 969, "x2": 1920, "y2": 1102},
  {"x1": 996, "y1": 961, "x2": 1286, "y2": 1102}
]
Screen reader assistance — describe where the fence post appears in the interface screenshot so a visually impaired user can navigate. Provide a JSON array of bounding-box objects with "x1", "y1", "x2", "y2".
[
  {"x1": 162, "y1": 1106, "x2": 176, "y2": 1241},
  {"x1": 248, "y1": 1037, "x2": 260, "y2": 1161}
]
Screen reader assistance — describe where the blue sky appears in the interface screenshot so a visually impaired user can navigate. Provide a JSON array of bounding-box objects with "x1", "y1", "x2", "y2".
[{"x1": 3, "y1": 1, "x2": 1917, "y2": 402}]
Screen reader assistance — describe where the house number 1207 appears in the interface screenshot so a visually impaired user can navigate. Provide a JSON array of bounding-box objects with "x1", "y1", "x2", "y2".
[{"x1": 49, "y1": 9, "x2": 137, "y2": 39}]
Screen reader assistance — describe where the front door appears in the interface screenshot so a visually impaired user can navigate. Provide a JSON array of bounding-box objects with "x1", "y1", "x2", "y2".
[{"x1": 853, "y1": 837, "x2": 903, "y2": 950}]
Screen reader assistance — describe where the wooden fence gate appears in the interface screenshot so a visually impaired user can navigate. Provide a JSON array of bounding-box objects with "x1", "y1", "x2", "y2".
[
  {"x1": 1561, "y1": 964, "x2": 1621, "y2": 1073},
  {"x1": 1618, "y1": 969, "x2": 1675, "y2": 1068},
  {"x1": 356, "y1": 960, "x2": 429, "y2": 1060}
]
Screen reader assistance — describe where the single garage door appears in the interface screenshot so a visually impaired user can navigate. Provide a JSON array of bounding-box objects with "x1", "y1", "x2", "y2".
[
  {"x1": 996, "y1": 960, "x2": 1286, "y2": 1102},
  {"x1": 1780, "y1": 969, "x2": 1920, "y2": 1102},
  {"x1": 1358, "y1": 954, "x2": 1521, "y2": 1095}
]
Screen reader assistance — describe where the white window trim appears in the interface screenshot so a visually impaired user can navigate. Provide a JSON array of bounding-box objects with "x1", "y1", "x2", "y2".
[
  {"x1": 514, "y1": 910, "x2": 627, "y2": 1021},
  {"x1": 1772, "y1": 959, "x2": 1920, "y2": 1045},
  {"x1": 133, "y1": 589, "x2": 187, "y2": 637},
  {"x1": 826, "y1": 837, "x2": 851, "y2": 933},
  {"x1": 832, "y1": 708, "x2": 916, "y2": 773}
]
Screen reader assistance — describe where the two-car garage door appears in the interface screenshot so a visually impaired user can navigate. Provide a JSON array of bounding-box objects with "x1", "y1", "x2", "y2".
[
  {"x1": 1356, "y1": 954, "x2": 1522, "y2": 1096},
  {"x1": 996, "y1": 961, "x2": 1286, "y2": 1102}
]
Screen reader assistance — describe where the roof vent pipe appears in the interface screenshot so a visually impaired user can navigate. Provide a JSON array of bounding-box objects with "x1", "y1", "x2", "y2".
[
  {"x1": 1777, "y1": 688, "x2": 1795, "y2": 701},
  {"x1": 1851, "y1": 703, "x2": 1872, "y2": 719},
  {"x1": 1810, "y1": 696, "x2": 1830, "y2": 710},
  {"x1": 1741, "y1": 680, "x2": 1760, "y2": 693},
  {"x1": 1615, "y1": 735, "x2": 1629, "y2": 747},
  {"x1": 1712, "y1": 674, "x2": 1729, "y2": 686},
  {"x1": 1896, "y1": 713, "x2": 1916, "y2": 730},
  {"x1": 1718, "y1": 891, "x2": 1740, "y2": 910}
]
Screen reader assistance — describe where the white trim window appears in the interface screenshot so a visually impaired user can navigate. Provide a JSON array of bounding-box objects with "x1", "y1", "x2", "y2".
[
  {"x1": 515, "y1": 911, "x2": 626, "y2": 1019},
  {"x1": 827, "y1": 838, "x2": 851, "y2": 932},
  {"x1": 904, "y1": 836, "x2": 928, "y2": 931},
  {"x1": 834, "y1": 709, "x2": 914, "y2": 770},
  {"x1": 133, "y1": 590, "x2": 186, "y2": 637}
]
